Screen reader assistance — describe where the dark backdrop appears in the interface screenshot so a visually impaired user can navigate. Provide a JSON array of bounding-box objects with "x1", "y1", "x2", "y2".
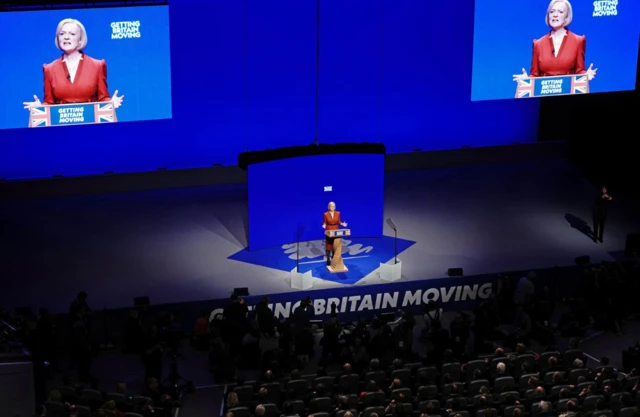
[{"x1": 538, "y1": 46, "x2": 639, "y2": 194}]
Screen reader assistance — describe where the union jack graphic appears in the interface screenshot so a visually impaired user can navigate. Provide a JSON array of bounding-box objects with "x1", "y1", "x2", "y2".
[
  {"x1": 515, "y1": 78, "x2": 534, "y2": 98},
  {"x1": 94, "y1": 102, "x2": 116, "y2": 123},
  {"x1": 571, "y1": 75, "x2": 589, "y2": 94},
  {"x1": 30, "y1": 106, "x2": 51, "y2": 127}
]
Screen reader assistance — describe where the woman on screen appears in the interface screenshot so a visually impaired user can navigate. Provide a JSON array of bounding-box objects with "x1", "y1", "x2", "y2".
[
  {"x1": 322, "y1": 202, "x2": 347, "y2": 266},
  {"x1": 22, "y1": 18, "x2": 124, "y2": 109},
  {"x1": 513, "y1": 0, "x2": 597, "y2": 81}
]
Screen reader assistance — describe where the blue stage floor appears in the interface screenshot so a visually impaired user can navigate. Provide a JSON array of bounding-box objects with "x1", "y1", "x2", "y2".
[
  {"x1": 229, "y1": 236, "x2": 416, "y2": 285},
  {"x1": 1, "y1": 158, "x2": 638, "y2": 313}
]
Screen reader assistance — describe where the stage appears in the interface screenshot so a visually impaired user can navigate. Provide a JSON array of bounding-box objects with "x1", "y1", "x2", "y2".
[{"x1": 1, "y1": 157, "x2": 638, "y2": 313}]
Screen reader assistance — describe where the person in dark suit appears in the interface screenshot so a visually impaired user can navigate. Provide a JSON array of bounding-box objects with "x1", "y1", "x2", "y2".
[
  {"x1": 593, "y1": 186, "x2": 612, "y2": 243},
  {"x1": 513, "y1": 0, "x2": 597, "y2": 81},
  {"x1": 23, "y1": 18, "x2": 124, "y2": 109},
  {"x1": 322, "y1": 202, "x2": 347, "y2": 266}
]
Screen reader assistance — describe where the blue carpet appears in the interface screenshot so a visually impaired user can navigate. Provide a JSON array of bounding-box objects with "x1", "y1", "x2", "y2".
[{"x1": 228, "y1": 236, "x2": 416, "y2": 285}]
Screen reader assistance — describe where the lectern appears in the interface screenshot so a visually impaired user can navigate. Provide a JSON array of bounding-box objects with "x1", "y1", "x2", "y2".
[{"x1": 325, "y1": 229, "x2": 350, "y2": 273}]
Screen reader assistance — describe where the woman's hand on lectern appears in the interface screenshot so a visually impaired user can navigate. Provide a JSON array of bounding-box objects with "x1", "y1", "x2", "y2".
[
  {"x1": 341, "y1": 222, "x2": 347, "y2": 227},
  {"x1": 512, "y1": 68, "x2": 528, "y2": 81},
  {"x1": 112, "y1": 90, "x2": 125, "y2": 109},
  {"x1": 23, "y1": 95, "x2": 42, "y2": 109},
  {"x1": 322, "y1": 224, "x2": 326, "y2": 229},
  {"x1": 586, "y1": 63, "x2": 598, "y2": 81}
]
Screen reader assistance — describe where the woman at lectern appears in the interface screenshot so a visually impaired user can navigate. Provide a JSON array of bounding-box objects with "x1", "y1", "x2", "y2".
[
  {"x1": 323, "y1": 202, "x2": 347, "y2": 266},
  {"x1": 512, "y1": 0, "x2": 597, "y2": 81},
  {"x1": 22, "y1": 18, "x2": 124, "y2": 109}
]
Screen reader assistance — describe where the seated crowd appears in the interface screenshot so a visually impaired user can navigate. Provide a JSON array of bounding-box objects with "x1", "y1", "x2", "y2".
[
  {"x1": 39, "y1": 376, "x2": 174, "y2": 417},
  {"x1": 213, "y1": 265, "x2": 640, "y2": 417},
  {"x1": 223, "y1": 347, "x2": 640, "y2": 417}
]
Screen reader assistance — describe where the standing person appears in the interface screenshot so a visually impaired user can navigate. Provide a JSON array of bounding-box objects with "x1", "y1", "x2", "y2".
[
  {"x1": 593, "y1": 186, "x2": 612, "y2": 243},
  {"x1": 322, "y1": 202, "x2": 347, "y2": 265},
  {"x1": 514, "y1": 272, "x2": 536, "y2": 308},
  {"x1": 450, "y1": 313, "x2": 470, "y2": 358},
  {"x1": 420, "y1": 300, "x2": 443, "y2": 343},
  {"x1": 69, "y1": 291, "x2": 91, "y2": 324},
  {"x1": 142, "y1": 326, "x2": 164, "y2": 381}
]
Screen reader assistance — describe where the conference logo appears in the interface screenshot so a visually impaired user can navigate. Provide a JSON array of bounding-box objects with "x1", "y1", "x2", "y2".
[
  {"x1": 110, "y1": 21, "x2": 141, "y2": 39},
  {"x1": 228, "y1": 235, "x2": 416, "y2": 285},
  {"x1": 592, "y1": 0, "x2": 618, "y2": 17},
  {"x1": 282, "y1": 238, "x2": 372, "y2": 260}
]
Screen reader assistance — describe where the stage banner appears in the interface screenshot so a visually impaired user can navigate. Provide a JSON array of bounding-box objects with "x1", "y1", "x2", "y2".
[
  {"x1": 208, "y1": 274, "x2": 499, "y2": 322},
  {"x1": 29, "y1": 102, "x2": 117, "y2": 127},
  {"x1": 515, "y1": 74, "x2": 589, "y2": 98},
  {"x1": 202, "y1": 266, "x2": 581, "y2": 323}
]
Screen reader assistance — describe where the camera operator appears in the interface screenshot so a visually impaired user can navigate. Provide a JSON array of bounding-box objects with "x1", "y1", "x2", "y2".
[
  {"x1": 223, "y1": 295, "x2": 249, "y2": 355},
  {"x1": 224, "y1": 295, "x2": 249, "y2": 326},
  {"x1": 255, "y1": 297, "x2": 275, "y2": 337},
  {"x1": 393, "y1": 311, "x2": 415, "y2": 361},
  {"x1": 368, "y1": 316, "x2": 392, "y2": 360},
  {"x1": 292, "y1": 297, "x2": 314, "y2": 328},
  {"x1": 321, "y1": 316, "x2": 341, "y2": 359}
]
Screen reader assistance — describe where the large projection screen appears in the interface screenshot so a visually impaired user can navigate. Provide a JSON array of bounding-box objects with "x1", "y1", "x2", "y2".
[
  {"x1": 0, "y1": 5, "x2": 172, "y2": 130},
  {"x1": 471, "y1": 0, "x2": 639, "y2": 101},
  {"x1": 248, "y1": 153, "x2": 384, "y2": 251}
]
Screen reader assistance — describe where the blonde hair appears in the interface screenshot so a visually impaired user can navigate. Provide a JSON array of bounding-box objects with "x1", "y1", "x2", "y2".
[
  {"x1": 328, "y1": 202, "x2": 336, "y2": 209},
  {"x1": 546, "y1": 0, "x2": 573, "y2": 27},
  {"x1": 55, "y1": 18, "x2": 88, "y2": 51},
  {"x1": 227, "y1": 392, "x2": 239, "y2": 408}
]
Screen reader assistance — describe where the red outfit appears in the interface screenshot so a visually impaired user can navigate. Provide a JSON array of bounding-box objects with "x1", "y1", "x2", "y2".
[
  {"x1": 324, "y1": 210, "x2": 342, "y2": 251},
  {"x1": 530, "y1": 30, "x2": 586, "y2": 77},
  {"x1": 43, "y1": 53, "x2": 111, "y2": 104}
]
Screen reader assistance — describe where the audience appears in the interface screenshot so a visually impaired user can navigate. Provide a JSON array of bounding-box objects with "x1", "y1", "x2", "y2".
[
  {"x1": 216, "y1": 262, "x2": 640, "y2": 417},
  {"x1": 2, "y1": 257, "x2": 638, "y2": 417}
]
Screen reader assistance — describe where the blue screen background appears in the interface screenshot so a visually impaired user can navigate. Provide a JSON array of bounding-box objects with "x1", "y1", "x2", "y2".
[
  {"x1": 471, "y1": 0, "x2": 640, "y2": 101},
  {"x1": 0, "y1": 0, "x2": 539, "y2": 180},
  {"x1": 248, "y1": 154, "x2": 384, "y2": 251},
  {"x1": 0, "y1": 6, "x2": 172, "y2": 129}
]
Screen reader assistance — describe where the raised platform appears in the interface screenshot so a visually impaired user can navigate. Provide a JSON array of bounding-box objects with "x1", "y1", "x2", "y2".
[{"x1": 1, "y1": 153, "x2": 638, "y2": 314}]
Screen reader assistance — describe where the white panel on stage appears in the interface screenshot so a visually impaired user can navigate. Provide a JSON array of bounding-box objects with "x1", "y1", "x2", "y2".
[
  {"x1": 290, "y1": 268, "x2": 314, "y2": 290},
  {"x1": 379, "y1": 260, "x2": 402, "y2": 282}
]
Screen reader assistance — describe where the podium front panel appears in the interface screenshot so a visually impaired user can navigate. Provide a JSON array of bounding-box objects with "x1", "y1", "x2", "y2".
[
  {"x1": 29, "y1": 102, "x2": 117, "y2": 128},
  {"x1": 326, "y1": 229, "x2": 351, "y2": 238},
  {"x1": 515, "y1": 74, "x2": 589, "y2": 98}
]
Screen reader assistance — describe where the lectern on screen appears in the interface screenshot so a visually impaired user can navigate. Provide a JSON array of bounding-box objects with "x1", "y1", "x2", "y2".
[{"x1": 247, "y1": 153, "x2": 384, "y2": 251}]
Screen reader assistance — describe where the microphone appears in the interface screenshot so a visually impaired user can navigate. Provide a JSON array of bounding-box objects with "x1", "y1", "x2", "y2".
[
  {"x1": 552, "y1": 48, "x2": 555, "y2": 55},
  {"x1": 66, "y1": 74, "x2": 71, "y2": 80}
]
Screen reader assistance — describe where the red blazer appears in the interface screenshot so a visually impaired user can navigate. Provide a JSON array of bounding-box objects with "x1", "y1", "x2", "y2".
[
  {"x1": 323, "y1": 211, "x2": 342, "y2": 231},
  {"x1": 530, "y1": 30, "x2": 586, "y2": 77},
  {"x1": 43, "y1": 53, "x2": 111, "y2": 105}
]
